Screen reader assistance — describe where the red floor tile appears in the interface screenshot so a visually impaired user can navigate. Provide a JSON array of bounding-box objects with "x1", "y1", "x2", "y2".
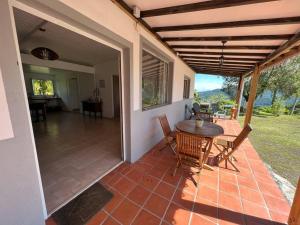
[
  {"x1": 127, "y1": 185, "x2": 151, "y2": 206},
  {"x1": 102, "y1": 217, "x2": 120, "y2": 225},
  {"x1": 163, "y1": 171, "x2": 182, "y2": 186},
  {"x1": 194, "y1": 197, "x2": 218, "y2": 223},
  {"x1": 219, "y1": 171, "x2": 237, "y2": 185},
  {"x1": 219, "y1": 193, "x2": 243, "y2": 212},
  {"x1": 237, "y1": 175, "x2": 258, "y2": 191},
  {"x1": 242, "y1": 199, "x2": 270, "y2": 220},
  {"x1": 140, "y1": 174, "x2": 160, "y2": 191},
  {"x1": 126, "y1": 168, "x2": 144, "y2": 183},
  {"x1": 111, "y1": 199, "x2": 140, "y2": 225},
  {"x1": 154, "y1": 181, "x2": 176, "y2": 199},
  {"x1": 164, "y1": 203, "x2": 191, "y2": 225},
  {"x1": 86, "y1": 210, "x2": 108, "y2": 225},
  {"x1": 218, "y1": 207, "x2": 246, "y2": 225},
  {"x1": 178, "y1": 176, "x2": 198, "y2": 195},
  {"x1": 104, "y1": 190, "x2": 124, "y2": 213},
  {"x1": 219, "y1": 180, "x2": 239, "y2": 197},
  {"x1": 269, "y1": 210, "x2": 289, "y2": 224},
  {"x1": 132, "y1": 210, "x2": 161, "y2": 225},
  {"x1": 113, "y1": 176, "x2": 136, "y2": 196},
  {"x1": 263, "y1": 194, "x2": 290, "y2": 215},
  {"x1": 239, "y1": 186, "x2": 265, "y2": 205},
  {"x1": 172, "y1": 189, "x2": 195, "y2": 210},
  {"x1": 197, "y1": 184, "x2": 218, "y2": 204},
  {"x1": 190, "y1": 213, "x2": 217, "y2": 225},
  {"x1": 144, "y1": 193, "x2": 169, "y2": 218},
  {"x1": 199, "y1": 174, "x2": 218, "y2": 189}
]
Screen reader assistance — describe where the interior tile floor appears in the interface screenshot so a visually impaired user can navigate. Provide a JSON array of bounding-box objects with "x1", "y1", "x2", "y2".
[
  {"x1": 33, "y1": 112, "x2": 122, "y2": 213},
  {"x1": 47, "y1": 119, "x2": 291, "y2": 225}
]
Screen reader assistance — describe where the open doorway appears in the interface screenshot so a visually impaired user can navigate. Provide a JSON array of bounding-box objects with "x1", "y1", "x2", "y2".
[{"x1": 13, "y1": 8, "x2": 124, "y2": 214}]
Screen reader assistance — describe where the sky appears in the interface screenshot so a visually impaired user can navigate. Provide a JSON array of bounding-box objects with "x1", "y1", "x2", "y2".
[{"x1": 194, "y1": 73, "x2": 224, "y2": 92}]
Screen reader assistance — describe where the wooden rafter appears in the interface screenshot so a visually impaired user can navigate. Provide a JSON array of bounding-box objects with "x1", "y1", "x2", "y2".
[
  {"x1": 178, "y1": 51, "x2": 268, "y2": 57},
  {"x1": 171, "y1": 45, "x2": 277, "y2": 50},
  {"x1": 162, "y1": 34, "x2": 293, "y2": 41},
  {"x1": 181, "y1": 56, "x2": 261, "y2": 62},
  {"x1": 188, "y1": 63, "x2": 251, "y2": 69},
  {"x1": 190, "y1": 66, "x2": 248, "y2": 72},
  {"x1": 193, "y1": 69, "x2": 243, "y2": 76},
  {"x1": 153, "y1": 16, "x2": 300, "y2": 32},
  {"x1": 185, "y1": 59, "x2": 255, "y2": 65},
  {"x1": 141, "y1": 0, "x2": 277, "y2": 17}
]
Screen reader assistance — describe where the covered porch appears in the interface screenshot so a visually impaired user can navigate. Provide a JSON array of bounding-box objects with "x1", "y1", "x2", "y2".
[{"x1": 47, "y1": 119, "x2": 291, "y2": 225}]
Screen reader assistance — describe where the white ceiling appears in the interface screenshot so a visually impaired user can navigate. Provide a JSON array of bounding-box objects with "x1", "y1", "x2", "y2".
[{"x1": 14, "y1": 9, "x2": 119, "y2": 67}]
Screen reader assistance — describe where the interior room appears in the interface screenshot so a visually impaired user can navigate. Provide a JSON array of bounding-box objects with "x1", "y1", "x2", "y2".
[{"x1": 13, "y1": 8, "x2": 123, "y2": 214}]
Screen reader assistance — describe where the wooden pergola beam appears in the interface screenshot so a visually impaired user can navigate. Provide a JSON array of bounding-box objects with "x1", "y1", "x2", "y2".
[
  {"x1": 153, "y1": 16, "x2": 300, "y2": 32},
  {"x1": 191, "y1": 66, "x2": 247, "y2": 72},
  {"x1": 182, "y1": 56, "x2": 261, "y2": 62},
  {"x1": 194, "y1": 69, "x2": 243, "y2": 76},
  {"x1": 235, "y1": 76, "x2": 245, "y2": 119},
  {"x1": 141, "y1": 0, "x2": 277, "y2": 17},
  {"x1": 260, "y1": 31, "x2": 300, "y2": 68},
  {"x1": 172, "y1": 45, "x2": 277, "y2": 50},
  {"x1": 162, "y1": 34, "x2": 293, "y2": 42},
  {"x1": 244, "y1": 66, "x2": 261, "y2": 127},
  {"x1": 185, "y1": 59, "x2": 255, "y2": 65},
  {"x1": 178, "y1": 51, "x2": 268, "y2": 57},
  {"x1": 289, "y1": 178, "x2": 300, "y2": 225},
  {"x1": 188, "y1": 63, "x2": 251, "y2": 69}
]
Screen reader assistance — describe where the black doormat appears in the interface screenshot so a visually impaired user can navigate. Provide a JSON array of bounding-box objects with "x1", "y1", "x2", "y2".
[{"x1": 52, "y1": 183, "x2": 113, "y2": 225}]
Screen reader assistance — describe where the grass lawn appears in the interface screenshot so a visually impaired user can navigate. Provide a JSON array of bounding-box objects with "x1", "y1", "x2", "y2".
[{"x1": 238, "y1": 115, "x2": 300, "y2": 186}]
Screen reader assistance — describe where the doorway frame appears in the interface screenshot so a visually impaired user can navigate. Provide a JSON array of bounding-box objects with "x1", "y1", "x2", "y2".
[{"x1": 8, "y1": 0, "x2": 129, "y2": 218}]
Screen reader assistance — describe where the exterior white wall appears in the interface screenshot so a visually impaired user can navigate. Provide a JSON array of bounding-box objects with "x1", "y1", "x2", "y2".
[
  {"x1": 56, "y1": 0, "x2": 195, "y2": 110},
  {"x1": 0, "y1": 1, "x2": 46, "y2": 224},
  {"x1": 0, "y1": 0, "x2": 195, "y2": 223}
]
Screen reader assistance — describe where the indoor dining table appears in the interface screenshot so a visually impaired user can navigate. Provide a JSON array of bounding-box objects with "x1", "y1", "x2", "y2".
[{"x1": 176, "y1": 120, "x2": 224, "y2": 170}]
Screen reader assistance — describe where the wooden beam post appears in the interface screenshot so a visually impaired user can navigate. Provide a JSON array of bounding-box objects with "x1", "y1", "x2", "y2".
[
  {"x1": 244, "y1": 66, "x2": 260, "y2": 127},
  {"x1": 235, "y1": 76, "x2": 244, "y2": 119},
  {"x1": 289, "y1": 178, "x2": 300, "y2": 225}
]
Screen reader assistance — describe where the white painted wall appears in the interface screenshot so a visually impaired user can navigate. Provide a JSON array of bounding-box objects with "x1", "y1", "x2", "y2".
[
  {"x1": 94, "y1": 58, "x2": 119, "y2": 118},
  {"x1": 0, "y1": 1, "x2": 45, "y2": 224},
  {"x1": 55, "y1": 0, "x2": 195, "y2": 110},
  {"x1": 0, "y1": 0, "x2": 196, "y2": 223},
  {"x1": 23, "y1": 69, "x2": 95, "y2": 111}
]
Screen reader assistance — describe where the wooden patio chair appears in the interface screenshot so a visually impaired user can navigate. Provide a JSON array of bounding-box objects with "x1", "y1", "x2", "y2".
[
  {"x1": 158, "y1": 114, "x2": 176, "y2": 154},
  {"x1": 196, "y1": 111, "x2": 214, "y2": 123},
  {"x1": 214, "y1": 124, "x2": 253, "y2": 172},
  {"x1": 173, "y1": 131, "x2": 205, "y2": 180}
]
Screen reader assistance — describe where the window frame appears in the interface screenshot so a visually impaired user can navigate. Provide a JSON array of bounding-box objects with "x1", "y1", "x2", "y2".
[
  {"x1": 31, "y1": 78, "x2": 55, "y2": 96},
  {"x1": 183, "y1": 76, "x2": 191, "y2": 99},
  {"x1": 141, "y1": 47, "x2": 173, "y2": 111}
]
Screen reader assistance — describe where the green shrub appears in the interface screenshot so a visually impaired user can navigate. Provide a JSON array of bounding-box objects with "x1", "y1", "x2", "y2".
[{"x1": 272, "y1": 99, "x2": 286, "y2": 116}]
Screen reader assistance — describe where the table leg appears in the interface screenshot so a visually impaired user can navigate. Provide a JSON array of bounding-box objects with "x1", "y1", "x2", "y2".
[{"x1": 202, "y1": 138, "x2": 214, "y2": 171}]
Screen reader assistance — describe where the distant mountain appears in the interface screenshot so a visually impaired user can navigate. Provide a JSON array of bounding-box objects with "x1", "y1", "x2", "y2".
[
  {"x1": 199, "y1": 89, "x2": 296, "y2": 107},
  {"x1": 199, "y1": 89, "x2": 230, "y2": 100}
]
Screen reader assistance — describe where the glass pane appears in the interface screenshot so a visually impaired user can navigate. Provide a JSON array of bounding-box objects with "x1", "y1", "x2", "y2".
[
  {"x1": 142, "y1": 50, "x2": 168, "y2": 109},
  {"x1": 32, "y1": 79, "x2": 54, "y2": 96}
]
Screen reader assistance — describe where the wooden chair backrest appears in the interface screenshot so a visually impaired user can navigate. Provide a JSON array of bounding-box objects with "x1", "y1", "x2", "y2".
[
  {"x1": 176, "y1": 132, "x2": 204, "y2": 161},
  {"x1": 232, "y1": 124, "x2": 253, "y2": 149},
  {"x1": 198, "y1": 112, "x2": 213, "y2": 122},
  {"x1": 158, "y1": 114, "x2": 172, "y2": 137}
]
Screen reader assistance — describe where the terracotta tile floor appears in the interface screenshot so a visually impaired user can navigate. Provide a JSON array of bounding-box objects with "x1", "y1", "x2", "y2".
[{"x1": 47, "y1": 119, "x2": 291, "y2": 225}]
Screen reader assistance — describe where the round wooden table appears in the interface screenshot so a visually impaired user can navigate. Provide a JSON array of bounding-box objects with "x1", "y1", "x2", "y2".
[
  {"x1": 176, "y1": 120, "x2": 224, "y2": 170},
  {"x1": 176, "y1": 120, "x2": 224, "y2": 138}
]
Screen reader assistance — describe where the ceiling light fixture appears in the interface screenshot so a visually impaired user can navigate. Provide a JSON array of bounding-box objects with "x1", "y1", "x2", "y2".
[{"x1": 31, "y1": 47, "x2": 59, "y2": 60}]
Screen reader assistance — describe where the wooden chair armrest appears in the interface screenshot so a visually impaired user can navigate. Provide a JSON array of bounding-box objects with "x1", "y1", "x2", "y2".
[{"x1": 221, "y1": 134, "x2": 238, "y2": 138}]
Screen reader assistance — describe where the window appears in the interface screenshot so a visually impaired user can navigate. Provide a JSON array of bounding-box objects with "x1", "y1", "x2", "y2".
[
  {"x1": 32, "y1": 79, "x2": 54, "y2": 96},
  {"x1": 142, "y1": 50, "x2": 171, "y2": 109},
  {"x1": 183, "y1": 77, "x2": 190, "y2": 99}
]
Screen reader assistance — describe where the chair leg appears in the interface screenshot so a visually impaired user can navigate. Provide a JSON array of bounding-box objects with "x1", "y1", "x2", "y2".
[{"x1": 173, "y1": 155, "x2": 182, "y2": 176}]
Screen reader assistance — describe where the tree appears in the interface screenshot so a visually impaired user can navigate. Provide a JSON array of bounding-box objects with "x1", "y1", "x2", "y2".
[{"x1": 193, "y1": 90, "x2": 201, "y2": 103}]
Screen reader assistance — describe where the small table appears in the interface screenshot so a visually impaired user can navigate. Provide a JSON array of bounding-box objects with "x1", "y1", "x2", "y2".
[
  {"x1": 176, "y1": 120, "x2": 224, "y2": 170},
  {"x1": 82, "y1": 101, "x2": 102, "y2": 119},
  {"x1": 29, "y1": 101, "x2": 47, "y2": 122}
]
